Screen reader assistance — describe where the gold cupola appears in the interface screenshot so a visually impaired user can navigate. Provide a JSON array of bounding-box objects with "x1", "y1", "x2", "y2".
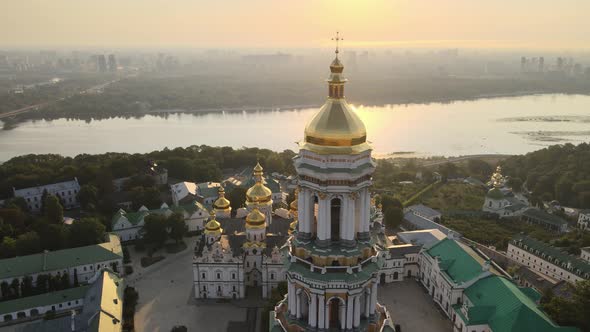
[
  {"x1": 245, "y1": 205, "x2": 266, "y2": 229},
  {"x1": 204, "y1": 210, "x2": 223, "y2": 236},
  {"x1": 246, "y1": 163, "x2": 272, "y2": 204},
  {"x1": 300, "y1": 35, "x2": 370, "y2": 155},
  {"x1": 213, "y1": 186, "x2": 231, "y2": 210}
]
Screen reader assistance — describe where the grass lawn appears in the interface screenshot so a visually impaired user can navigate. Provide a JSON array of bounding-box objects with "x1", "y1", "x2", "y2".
[{"x1": 419, "y1": 182, "x2": 485, "y2": 211}]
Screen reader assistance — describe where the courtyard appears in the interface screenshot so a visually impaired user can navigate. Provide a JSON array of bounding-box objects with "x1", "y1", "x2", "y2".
[
  {"x1": 378, "y1": 280, "x2": 453, "y2": 332},
  {"x1": 130, "y1": 237, "x2": 248, "y2": 332}
]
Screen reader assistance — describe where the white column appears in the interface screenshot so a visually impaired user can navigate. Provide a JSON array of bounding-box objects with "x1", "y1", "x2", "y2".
[
  {"x1": 339, "y1": 302, "x2": 346, "y2": 330},
  {"x1": 325, "y1": 302, "x2": 330, "y2": 330},
  {"x1": 364, "y1": 290, "x2": 370, "y2": 317},
  {"x1": 309, "y1": 293, "x2": 317, "y2": 327},
  {"x1": 288, "y1": 282, "x2": 295, "y2": 316},
  {"x1": 340, "y1": 198, "x2": 348, "y2": 240},
  {"x1": 359, "y1": 189, "x2": 367, "y2": 233},
  {"x1": 296, "y1": 292, "x2": 302, "y2": 319},
  {"x1": 325, "y1": 197, "x2": 331, "y2": 240},
  {"x1": 348, "y1": 196, "x2": 355, "y2": 240},
  {"x1": 354, "y1": 295, "x2": 361, "y2": 327},
  {"x1": 302, "y1": 190, "x2": 310, "y2": 234},
  {"x1": 318, "y1": 295, "x2": 325, "y2": 330},
  {"x1": 369, "y1": 282, "x2": 378, "y2": 316},
  {"x1": 318, "y1": 198, "x2": 328, "y2": 240},
  {"x1": 346, "y1": 295, "x2": 354, "y2": 329}
]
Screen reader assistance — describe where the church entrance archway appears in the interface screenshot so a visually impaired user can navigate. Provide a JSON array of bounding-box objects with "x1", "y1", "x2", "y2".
[
  {"x1": 329, "y1": 298, "x2": 341, "y2": 329},
  {"x1": 330, "y1": 198, "x2": 341, "y2": 241}
]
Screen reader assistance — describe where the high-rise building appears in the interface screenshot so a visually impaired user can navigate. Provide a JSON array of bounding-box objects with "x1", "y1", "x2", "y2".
[
  {"x1": 108, "y1": 54, "x2": 117, "y2": 72},
  {"x1": 271, "y1": 44, "x2": 394, "y2": 331},
  {"x1": 97, "y1": 54, "x2": 107, "y2": 72}
]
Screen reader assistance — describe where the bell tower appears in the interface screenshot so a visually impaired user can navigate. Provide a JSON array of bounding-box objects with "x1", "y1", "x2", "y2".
[{"x1": 272, "y1": 33, "x2": 391, "y2": 332}]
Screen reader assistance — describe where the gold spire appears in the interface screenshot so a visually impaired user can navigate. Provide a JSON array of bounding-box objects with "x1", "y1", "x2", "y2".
[
  {"x1": 332, "y1": 31, "x2": 342, "y2": 58},
  {"x1": 289, "y1": 189, "x2": 298, "y2": 217}
]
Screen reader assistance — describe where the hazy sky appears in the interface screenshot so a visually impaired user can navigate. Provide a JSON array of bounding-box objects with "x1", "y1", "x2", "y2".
[{"x1": 2, "y1": 0, "x2": 589, "y2": 49}]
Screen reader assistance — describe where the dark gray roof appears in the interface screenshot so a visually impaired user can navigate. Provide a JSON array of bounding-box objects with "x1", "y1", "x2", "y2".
[
  {"x1": 388, "y1": 245, "x2": 421, "y2": 258},
  {"x1": 403, "y1": 212, "x2": 456, "y2": 236},
  {"x1": 522, "y1": 208, "x2": 567, "y2": 226},
  {"x1": 406, "y1": 204, "x2": 441, "y2": 219}
]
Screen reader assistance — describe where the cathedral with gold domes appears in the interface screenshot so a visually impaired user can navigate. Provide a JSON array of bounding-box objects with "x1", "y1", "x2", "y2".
[{"x1": 193, "y1": 162, "x2": 291, "y2": 300}]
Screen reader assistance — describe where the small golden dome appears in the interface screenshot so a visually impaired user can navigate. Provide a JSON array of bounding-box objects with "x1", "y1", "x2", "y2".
[
  {"x1": 246, "y1": 206, "x2": 266, "y2": 228},
  {"x1": 246, "y1": 181, "x2": 272, "y2": 203},
  {"x1": 253, "y1": 162, "x2": 264, "y2": 173},
  {"x1": 204, "y1": 213, "x2": 222, "y2": 235},
  {"x1": 213, "y1": 186, "x2": 231, "y2": 210},
  {"x1": 289, "y1": 189, "x2": 298, "y2": 215}
]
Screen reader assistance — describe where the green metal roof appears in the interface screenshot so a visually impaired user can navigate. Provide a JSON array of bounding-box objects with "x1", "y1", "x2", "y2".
[
  {"x1": 112, "y1": 201, "x2": 205, "y2": 228},
  {"x1": 0, "y1": 285, "x2": 89, "y2": 315},
  {"x1": 0, "y1": 234, "x2": 123, "y2": 280},
  {"x1": 425, "y1": 238, "x2": 484, "y2": 283},
  {"x1": 463, "y1": 276, "x2": 579, "y2": 332},
  {"x1": 511, "y1": 235, "x2": 590, "y2": 278}
]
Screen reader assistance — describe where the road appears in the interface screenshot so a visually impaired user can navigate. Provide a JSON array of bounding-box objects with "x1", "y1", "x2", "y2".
[{"x1": 0, "y1": 78, "x2": 125, "y2": 120}]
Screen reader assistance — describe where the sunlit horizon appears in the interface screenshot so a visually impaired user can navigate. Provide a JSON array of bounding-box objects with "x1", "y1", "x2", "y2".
[{"x1": 2, "y1": 0, "x2": 589, "y2": 51}]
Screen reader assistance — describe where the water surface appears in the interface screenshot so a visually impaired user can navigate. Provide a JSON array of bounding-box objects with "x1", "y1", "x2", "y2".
[{"x1": 1, "y1": 94, "x2": 589, "y2": 161}]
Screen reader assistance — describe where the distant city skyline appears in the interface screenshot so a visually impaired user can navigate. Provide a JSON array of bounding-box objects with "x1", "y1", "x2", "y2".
[{"x1": 1, "y1": 0, "x2": 589, "y2": 50}]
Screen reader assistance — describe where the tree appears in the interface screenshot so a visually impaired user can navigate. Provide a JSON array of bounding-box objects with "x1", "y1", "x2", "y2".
[
  {"x1": 10, "y1": 278, "x2": 20, "y2": 299},
  {"x1": 20, "y1": 276, "x2": 33, "y2": 297},
  {"x1": 384, "y1": 207, "x2": 404, "y2": 231},
  {"x1": 0, "y1": 281, "x2": 9, "y2": 300},
  {"x1": 142, "y1": 214, "x2": 168, "y2": 247},
  {"x1": 60, "y1": 273, "x2": 70, "y2": 289},
  {"x1": 16, "y1": 231, "x2": 41, "y2": 256},
  {"x1": 77, "y1": 184, "x2": 99, "y2": 210},
  {"x1": 35, "y1": 274, "x2": 50, "y2": 294},
  {"x1": 380, "y1": 195, "x2": 403, "y2": 211},
  {"x1": 130, "y1": 186, "x2": 162, "y2": 210},
  {"x1": 0, "y1": 236, "x2": 17, "y2": 258},
  {"x1": 467, "y1": 159, "x2": 493, "y2": 178},
  {"x1": 168, "y1": 213, "x2": 187, "y2": 244},
  {"x1": 43, "y1": 194, "x2": 64, "y2": 224},
  {"x1": 227, "y1": 187, "x2": 247, "y2": 214},
  {"x1": 507, "y1": 177, "x2": 523, "y2": 193},
  {"x1": 541, "y1": 280, "x2": 590, "y2": 331},
  {"x1": 68, "y1": 218, "x2": 106, "y2": 247}
]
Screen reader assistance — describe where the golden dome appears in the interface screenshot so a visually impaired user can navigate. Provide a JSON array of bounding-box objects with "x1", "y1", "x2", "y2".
[
  {"x1": 300, "y1": 53, "x2": 370, "y2": 155},
  {"x1": 246, "y1": 206, "x2": 266, "y2": 228},
  {"x1": 303, "y1": 99, "x2": 367, "y2": 147},
  {"x1": 204, "y1": 213, "x2": 222, "y2": 235},
  {"x1": 213, "y1": 186, "x2": 231, "y2": 210},
  {"x1": 246, "y1": 181, "x2": 272, "y2": 203}
]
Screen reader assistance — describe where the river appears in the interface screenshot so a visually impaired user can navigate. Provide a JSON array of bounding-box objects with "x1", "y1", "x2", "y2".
[{"x1": 1, "y1": 94, "x2": 590, "y2": 161}]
